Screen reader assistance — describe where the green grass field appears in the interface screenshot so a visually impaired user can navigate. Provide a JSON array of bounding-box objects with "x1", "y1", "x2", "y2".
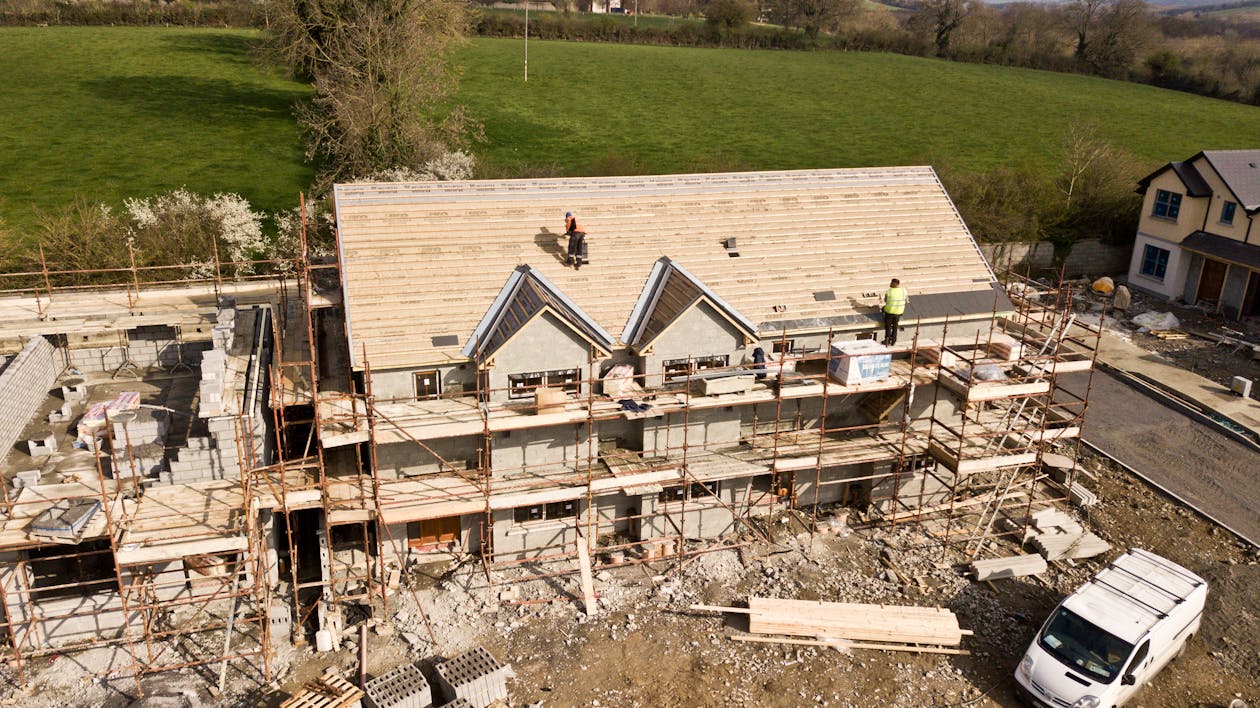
[
  {"x1": 456, "y1": 38, "x2": 1260, "y2": 175},
  {"x1": 4, "y1": 28, "x2": 1260, "y2": 237},
  {"x1": 0, "y1": 27, "x2": 311, "y2": 232}
]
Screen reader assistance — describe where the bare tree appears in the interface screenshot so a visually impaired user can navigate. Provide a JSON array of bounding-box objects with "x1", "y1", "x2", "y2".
[
  {"x1": 266, "y1": 0, "x2": 476, "y2": 187},
  {"x1": 911, "y1": 0, "x2": 972, "y2": 55},
  {"x1": 1063, "y1": 0, "x2": 1151, "y2": 76},
  {"x1": 767, "y1": 0, "x2": 861, "y2": 40}
]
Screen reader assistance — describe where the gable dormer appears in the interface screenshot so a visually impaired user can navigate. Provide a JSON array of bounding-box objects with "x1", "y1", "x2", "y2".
[
  {"x1": 623, "y1": 258, "x2": 757, "y2": 386},
  {"x1": 465, "y1": 266, "x2": 613, "y2": 401}
]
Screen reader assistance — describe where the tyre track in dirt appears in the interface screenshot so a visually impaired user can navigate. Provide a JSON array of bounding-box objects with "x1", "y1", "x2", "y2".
[{"x1": 1063, "y1": 370, "x2": 1260, "y2": 546}]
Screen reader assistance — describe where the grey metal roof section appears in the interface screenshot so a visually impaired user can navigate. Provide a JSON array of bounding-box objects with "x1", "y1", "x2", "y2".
[
  {"x1": 1181, "y1": 231, "x2": 1260, "y2": 271},
  {"x1": 623, "y1": 257, "x2": 758, "y2": 348},
  {"x1": 757, "y1": 284, "x2": 1011, "y2": 333},
  {"x1": 1202, "y1": 150, "x2": 1260, "y2": 211},
  {"x1": 1137, "y1": 161, "x2": 1211, "y2": 198},
  {"x1": 463, "y1": 265, "x2": 614, "y2": 360}
]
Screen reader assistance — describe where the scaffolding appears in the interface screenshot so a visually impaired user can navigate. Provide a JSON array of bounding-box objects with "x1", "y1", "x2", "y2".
[{"x1": 0, "y1": 219, "x2": 1104, "y2": 693}]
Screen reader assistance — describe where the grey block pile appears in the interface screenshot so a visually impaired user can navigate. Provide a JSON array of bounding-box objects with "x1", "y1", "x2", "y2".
[
  {"x1": 1025, "y1": 508, "x2": 1110, "y2": 561},
  {"x1": 111, "y1": 409, "x2": 170, "y2": 480},
  {"x1": 0, "y1": 336, "x2": 59, "y2": 462},
  {"x1": 365, "y1": 662, "x2": 432, "y2": 708},
  {"x1": 26, "y1": 432, "x2": 57, "y2": 457},
  {"x1": 435, "y1": 647, "x2": 507, "y2": 708}
]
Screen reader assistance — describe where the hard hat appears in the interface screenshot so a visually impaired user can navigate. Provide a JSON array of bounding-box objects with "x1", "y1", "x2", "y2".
[{"x1": 565, "y1": 212, "x2": 572, "y2": 217}]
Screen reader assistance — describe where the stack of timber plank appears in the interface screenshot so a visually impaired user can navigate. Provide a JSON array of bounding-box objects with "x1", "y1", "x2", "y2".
[
  {"x1": 970, "y1": 554, "x2": 1047, "y2": 581},
  {"x1": 1025, "y1": 508, "x2": 1109, "y2": 561},
  {"x1": 742, "y1": 597, "x2": 966, "y2": 647},
  {"x1": 1068, "y1": 481, "x2": 1098, "y2": 508}
]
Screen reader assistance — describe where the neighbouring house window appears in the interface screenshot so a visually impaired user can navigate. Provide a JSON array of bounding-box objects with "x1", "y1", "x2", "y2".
[
  {"x1": 663, "y1": 355, "x2": 729, "y2": 378},
  {"x1": 1152, "y1": 189, "x2": 1181, "y2": 220},
  {"x1": 513, "y1": 499, "x2": 578, "y2": 524},
  {"x1": 771, "y1": 340, "x2": 796, "y2": 355},
  {"x1": 1140, "y1": 244, "x2": 1170, "y2": 280},
  {"x1": 658, "y1": 481, "x2": 719, "y2": 503},
  {"x1": 1221, "y1": 201, "x2": 1237, "y2": 225},
  {"x1": 508, "y1": 368, "x2": 580, "y2": 399},
  {"x1": 413, "y1": 370, "x2": 440, "y2": 399}
]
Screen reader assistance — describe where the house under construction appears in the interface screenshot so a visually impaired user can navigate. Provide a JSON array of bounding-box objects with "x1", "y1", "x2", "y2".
[{"x1": 0, "y1": 167, "x2": 1100, "y2": 691}]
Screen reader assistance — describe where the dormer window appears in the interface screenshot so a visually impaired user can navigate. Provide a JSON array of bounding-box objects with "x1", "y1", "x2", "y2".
[
  {"x1": 1221, "y1": 201, "x2": 1237, "y2": 225},
  {"x1": 1153, "y1": 190, "x2": 1181, "y2": 220}
]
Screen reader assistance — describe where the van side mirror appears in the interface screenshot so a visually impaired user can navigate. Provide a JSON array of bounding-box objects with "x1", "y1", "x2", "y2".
[{"x1": 1122, "y1": 674, "x2": 1136, "y2": 686}]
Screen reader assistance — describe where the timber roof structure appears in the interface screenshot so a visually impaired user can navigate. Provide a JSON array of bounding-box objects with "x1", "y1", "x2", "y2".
[{"x1": 333, "y1": 167, "x2": 1001, "y2": 370}]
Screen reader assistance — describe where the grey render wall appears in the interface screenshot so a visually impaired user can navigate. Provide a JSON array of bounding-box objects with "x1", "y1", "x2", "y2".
[
  {"x1": 639, "y1": 483, "x2": 746, "y2": 540},
  {"x1": 491, "y1": 504, "x2": 582, "y2": 560},
  {"x1": 639, "y1": 301, "x2": 747, "y2": 388},
  {"x1": 0, "y1": 336, "x2": 58, "y2": 461},
  {"x1": 486, "y1": 312, "x2": 599, "y2": 402},
  {"x1": 1221, "y1": 264, "x2": 1250, "y2": 319},
  {"x1": 491, "y1": 424, "x2": 592, "y2": 475},
  {"x1": 642, "y1": 408, "x2": 740, "y2": 455},
  {"x1": 372, "y1": 363, "x2": 476, "y2": 401}
]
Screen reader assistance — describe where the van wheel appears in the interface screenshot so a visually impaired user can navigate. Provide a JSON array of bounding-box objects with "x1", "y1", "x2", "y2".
[{"x1": 1175, "y1": 634, "x2": 1193, "y2": 660}]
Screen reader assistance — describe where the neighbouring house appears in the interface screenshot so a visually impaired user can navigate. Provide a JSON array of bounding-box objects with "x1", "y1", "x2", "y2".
[{"x1": 1128, "y1": 150, "x2": 1260, "y2": 319}]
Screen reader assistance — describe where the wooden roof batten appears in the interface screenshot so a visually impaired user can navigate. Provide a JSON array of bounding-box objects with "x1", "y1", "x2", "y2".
[
  {"x1": 623, "y1": 256, "x2": 759, "y2": 351},
  {"x1": 462, "y1": 265, "x2": 614, "y2": 363},
  {"x1": 333, "y1": 167, "x2": 1002, "y2": 370}
]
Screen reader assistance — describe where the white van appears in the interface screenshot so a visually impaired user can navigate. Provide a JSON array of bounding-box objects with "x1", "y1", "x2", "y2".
[{"x1": 1014, "y1": 547, "x2": 1207, "y2": 708}]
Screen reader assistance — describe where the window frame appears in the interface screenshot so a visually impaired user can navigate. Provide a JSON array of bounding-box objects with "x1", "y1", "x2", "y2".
[
  {"x1": 413, "y1": 369, "x2": 441, "y2": 400},
  {"x1": 1139, "y1": 244, "x2": 1171, "y2": 281},
  {"x1": 1221, "y1": 200, "x2": 1237, "y2": 225},
  {"x1": 507, "y1": 368, "x2": 581, "y2": 399},
  {"x1": 658, "y1": 481, "x2": 719, "y2": 504},
  {"x1": 512, "y1": 499, "x2": 579, "y2": 525},
  {"x1": 662, "y1": 355, "x2": 729, "y2": 379},
  {"x1": 1152, "y1": 189, "x2": 1182, "y2": 220}
]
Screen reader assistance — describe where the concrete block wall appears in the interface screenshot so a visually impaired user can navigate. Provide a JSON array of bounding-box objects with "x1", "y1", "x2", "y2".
[
  {"x1": 66, "y1": 330, "x2": 209, "y2": 374},
  {"x1": 0, "y1": 336, "x2": 59, "y2": 463}
]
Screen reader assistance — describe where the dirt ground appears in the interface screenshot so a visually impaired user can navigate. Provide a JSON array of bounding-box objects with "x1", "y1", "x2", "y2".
[
  {"x1": 247, "y1": 442, "x2": 1258, "y2": 708},
  {"x1": 1081, "y1": 283, "x2": 1260, "y2": 401}
]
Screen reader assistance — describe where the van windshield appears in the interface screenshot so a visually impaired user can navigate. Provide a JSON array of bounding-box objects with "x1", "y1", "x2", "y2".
[{"x1": 1039, "y1": 608, "x2": 1134, "y2": 682}]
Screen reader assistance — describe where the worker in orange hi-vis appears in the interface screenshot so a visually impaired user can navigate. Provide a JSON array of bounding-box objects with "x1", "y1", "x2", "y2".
[{"x1": 564, "y1": 211, "x2": 587, "y2": 270}]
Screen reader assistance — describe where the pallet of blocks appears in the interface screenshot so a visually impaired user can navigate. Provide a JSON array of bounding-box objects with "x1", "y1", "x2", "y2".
[
  {"x1": 970, "y1": 554, "x2": 1048, "y2": 581},
  {"x1": 281, "y1": 667, "x2": 365, "y2": 708},
  {"x1": 691, "y1": 597, "x2": 971, "y2": 655},
  {"x1": 1025, "y1": 508, "x2": 1110, "y2": 561}
]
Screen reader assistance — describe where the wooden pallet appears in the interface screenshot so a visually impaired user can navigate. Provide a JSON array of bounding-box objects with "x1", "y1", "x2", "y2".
[
  {"x1": 280, "y1": 668, "x2": 364, "y2": 708},
  {"x1": 1149, "y1": 329, "x2": 1189, "y2": 340}
]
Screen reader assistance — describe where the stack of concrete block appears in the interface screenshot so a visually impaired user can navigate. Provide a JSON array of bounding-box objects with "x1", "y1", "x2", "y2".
[
  {"x1": 26, "y1": 432, "x2": 57, "y2": 457},
  {"x1": 0, "y1": 337, "x2": 59, "y2": 462},
  {"x1": 13, "y1": 469, "x2": 42, "y2": 490},
  {"x1": 1024, "y1": 508, "x2": 1110, "y2": 561},
  {"x1": 61, "y1": 378, "x2": 87, "y2": 403},
  {"x1": 435, "y1": 647, "x2": 508, "y2": 708},
  {"x1": 197, "y1": 304, "x2": 237, "y2": 419},
  {"x1": 47, "y1": 400, "x2": 74, "y2": 424},
  {"x1": 110, "y1": 409, "x2": 169, "y2": 480},
  {"x1": 365, "y1": 663, "x2": 432, "y2": 708}
]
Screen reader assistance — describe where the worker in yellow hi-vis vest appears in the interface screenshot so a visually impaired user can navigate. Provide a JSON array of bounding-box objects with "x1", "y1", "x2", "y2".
[{"x1": 881, "y1": 278, "x2": 909, "y2": 346}]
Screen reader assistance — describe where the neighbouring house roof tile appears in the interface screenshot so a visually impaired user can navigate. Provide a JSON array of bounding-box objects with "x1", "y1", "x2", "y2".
[
  {"x1": 333, "y1": 168, "x2": 1001, "y2": 369},
  {"x1": 623, "y1": 257, "x2": 757, "y2": 349},
  {"x1": 462, "y1": 265, "x2": 613, "y2": 362},
  {"x1": 1201, "y1": 150, "x2": 1260, "y2": 212},
  {"x1": 1181, "y1": 231, "x2": 1260, "y2": 271}
]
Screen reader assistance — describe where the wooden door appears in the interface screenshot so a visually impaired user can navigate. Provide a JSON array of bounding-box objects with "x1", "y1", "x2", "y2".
[
  {"x1": 1197, "y1": 259, "x2": 1228, "y2": 304},
  {"x1": 411, "y1": 516, "x2": 461, "y2": 546}
]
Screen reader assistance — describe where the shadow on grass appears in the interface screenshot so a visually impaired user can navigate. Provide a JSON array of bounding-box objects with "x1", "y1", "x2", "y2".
[
  {"x1": 79, "y1": 74, "x2": 305, "y2": 124},
  {"x1": 157, "y1": 30, "x2": 264, "y2": 66}
]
